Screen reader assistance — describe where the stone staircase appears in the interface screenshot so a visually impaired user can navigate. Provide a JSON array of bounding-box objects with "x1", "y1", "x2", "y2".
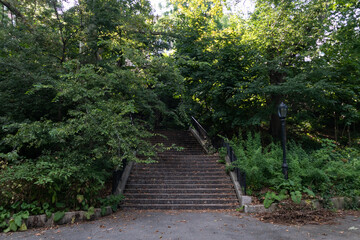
[{"x1": 122, "y1": 130, "x2": 239, "y2": 210}]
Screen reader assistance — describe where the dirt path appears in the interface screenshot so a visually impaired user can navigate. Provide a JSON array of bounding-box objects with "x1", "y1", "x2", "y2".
[{"x1": 1, "y1": 210, "x2": 359, "y2": 240}]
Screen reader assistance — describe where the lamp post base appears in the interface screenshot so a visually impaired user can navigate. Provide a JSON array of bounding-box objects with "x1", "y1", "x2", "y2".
[
  {"x1": 282, "y1": 164, "x2": 288, "y2": 180},
  {"x1": 280, "y1": 118, "x2": 288, "y2": 180}
]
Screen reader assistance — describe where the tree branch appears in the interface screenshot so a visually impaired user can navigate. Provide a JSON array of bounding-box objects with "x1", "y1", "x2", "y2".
[{"x1": 0, "y1": 0, "x2": 32, "y2": 30}]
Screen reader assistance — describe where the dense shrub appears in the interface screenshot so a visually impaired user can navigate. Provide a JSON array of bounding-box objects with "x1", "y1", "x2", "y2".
[
  {"x1": 228, "y1": 132, "x2": 360, "y2": 198},
  {"x1": 0, "y1": 63, "x2": 160, "y2": 209}
]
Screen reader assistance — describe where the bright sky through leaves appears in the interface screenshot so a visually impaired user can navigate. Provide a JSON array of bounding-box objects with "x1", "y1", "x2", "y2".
[{"x1": 62, "y1": 0, "x2": 255, "y2": 16}]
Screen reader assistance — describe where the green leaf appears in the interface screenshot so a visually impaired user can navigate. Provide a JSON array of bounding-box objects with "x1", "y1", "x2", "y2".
[
  {"x1": 303, "y1": 188, "x2": 315, "y2": 197},
  {"x1": 100, "y1": 207, "x2": 106, "y2": 216},
  {"x1": 19, "y1": 223, "x2": 27, "y2": 231},
  {"x1": 76, "y1": 195, "x2": 85, "y2": 204},
  {"x1": 111, "y1": 205, "x2": 117, "y2": 212},
  {"x1": 42, "y1": 202, "x2": 50, "y2": 210},
  {"x1": 290, "y1": 191, "x2": 302, "y2": 204},
  {"x1": 84, "y1": 206, "x2": 95, "y2": 220},
  {"x1": 45, "y1": 210, "x2": 53, "y2": 218},
  {"x1": 0, "y1": 220, "x2": 7, "y2": 229},
  {"x1": 20, "y1": 211, "x2": 29, "y2": 219},
  {"x1": 53, "y1": 211, "x2": 65, "y2": 222},
  {"x1": 8, "y1": 219, "x2": 17, "y2": 232},
  {"x1": 55, "y1": 202, "x2": 66, "y2": 209},
  {"x1": 264, "y1": 191, "x2": 276, "y2": 208},
  {"x1": 14, "y1": 215, "x2": 22, "y2": 227}
]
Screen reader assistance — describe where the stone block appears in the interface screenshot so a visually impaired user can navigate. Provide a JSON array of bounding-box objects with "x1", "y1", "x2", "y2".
[
  {"x1": 244, "y1": 204, "x2": 275, "y2": 213},
  {"x1": 241, "y1": 196, "x2": 252, "y2": 206},
  {"x1": 101, "y1": 206, "x2": 113, "y2": 216},
  {"x1": 26, "y1": 214, "x2": 54, "y2": 228},
  {"x1": 57, "y1": 211, "x2": 84, "y2": 225}
]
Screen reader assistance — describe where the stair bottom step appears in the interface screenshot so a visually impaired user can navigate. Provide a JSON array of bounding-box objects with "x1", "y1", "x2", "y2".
[
  {"x1": 125, "y1": 199, "x2": 238, "y2": 204},
  {"x1": 121, "y1": 204, "x2": 239, "y2": 210}
]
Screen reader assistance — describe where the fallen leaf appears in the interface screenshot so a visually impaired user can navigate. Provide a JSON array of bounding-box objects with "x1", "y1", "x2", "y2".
[{"x1": 348, "y1": 226, "x2": 358, "y2": 230}]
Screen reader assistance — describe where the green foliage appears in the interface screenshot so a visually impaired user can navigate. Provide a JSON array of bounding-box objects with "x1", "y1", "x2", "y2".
[
  {"x1": 1, "y1": 210, "x2": 29, "y2": 233},
  {"x1": 1, "y1": 0, "x2": 359, "y2": 228},
  {"x1": 84, "y1": 207, "x2": 95, "y2": 220},
  {"x1": 0, "y1": 61, "x2": 165, "y2": 208},
  {"x1": 99, "y1": 195, "x2": 125, "y2": 213},
  {"x1": 0, "y1": 207, "x2": 11, "y2": 230},
  {"x1": 53, "y1": 211, "x2": 65, "y2": 223},
  {"x1": 229, "y1": 132, "x2": 360, "y2": 203},
  {"x1": 263, "y1": 192, "x2": 277, "y2": 208},
  {"x1": 264, "y1": 191, "x2": 287, "y2": 208},
  {"x1": 167, "y1": 0, "x2": 360, "y2": 141},
  {"x1": 290, "y1": 191, "x2": 302, "y2": 205},
  {"x1": 0, "y1": 0, "x2": 186, "y2": 227}
]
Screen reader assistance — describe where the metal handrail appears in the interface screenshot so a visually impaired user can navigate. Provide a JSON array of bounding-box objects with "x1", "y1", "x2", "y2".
[
  {"x1": 112, "y1": 114, "x2": 134, "y2": 194},
  {"x1": 190, "y1": 116, "x2": 247, "y2": 195},
  {"x1": 191, "y1": 116, "x2": 208, "y2": 141},
  {"x1": 223, "y1": 141, "x2": 247, "y2": 195},
  {"x1": 112, "y1": 158, "x2": 127, "y2": 194}
]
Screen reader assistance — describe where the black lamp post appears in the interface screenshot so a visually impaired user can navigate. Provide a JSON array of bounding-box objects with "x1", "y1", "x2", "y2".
[{"x1": 278, "y1": 102, "x2": 288, "y2": 180}]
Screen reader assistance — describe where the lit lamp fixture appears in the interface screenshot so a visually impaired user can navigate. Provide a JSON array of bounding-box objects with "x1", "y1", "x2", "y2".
[{"x1": 278, "y1": 102, "x2": 288, "y2": 180}]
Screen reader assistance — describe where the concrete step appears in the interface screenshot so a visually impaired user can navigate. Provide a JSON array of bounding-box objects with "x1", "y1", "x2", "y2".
[
  {"x1": 155, "y1": 155, "x2": 220, "y2": 159},
  {"x1": 124, "y1": 188, "x2": 235, "y2": 194},
  {"x1": 128, "y1": 179, "x2": 232, "y2": 184},
  {"x1": 123, "y1": 129, "x2": 238, "y2": 210},
  {"x1": 147, "y1": 161, "x2": 222, "y2": 166},
  {"x1": 122, "y1": 203, "x2": 238, "y2": 210},
  {"x1": 124, "y1": 198, "x2": 238, "y2": 205},
  {"x1": 157, "y1": 151, "x2": 206, "y2": 155},
  {"x1": 128, "y1": 175, "x2": 227, "y2": 180},
  {"x1": 125, "y1": 193, "x2": 237, "y2": 199},
  {"x1": 132, "y1": 167, "x2": 225, "y2": 172},
  {"x1": 150, "y1": 141, "x2": 202, "y2": 146},
  {"x1": 126, "y1": 183, "x2": 233, "y2": 189},
  {"x1": 129, "y1": 171, "x2": 226, "y2": 176},
  {"x1": 133, "y1": 163, "x2": 222, "y2": 168},
  {"x1": 132, "y1": 168, "x2": 224, "y2": 172}
]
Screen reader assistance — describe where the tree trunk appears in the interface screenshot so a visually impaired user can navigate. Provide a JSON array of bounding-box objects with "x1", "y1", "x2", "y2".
[
  {"x1": 334, "y1": 112, "x2": 338, "y2": 142},
  {"x1": 269, "y1": 70, "x2": 285, "y2": 140},
  {"x1": 270, "y1": 108, "x2": 281, "y2": 139}
]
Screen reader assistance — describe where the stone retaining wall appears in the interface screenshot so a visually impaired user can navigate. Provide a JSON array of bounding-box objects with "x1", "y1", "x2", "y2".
[
  {"x1": 25, "y1": 206, "x2": 113, "y2": 229},
  {"x1": 244, "y1": 197, "x2": 360, "y2": 213}
]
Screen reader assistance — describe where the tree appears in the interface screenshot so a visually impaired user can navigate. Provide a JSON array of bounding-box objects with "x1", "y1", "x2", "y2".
[
  {"x1": 168, "y1": 0, "x2": 359, "y2": 142},
  {"x1": 0, "y1": 0, "x2": 185, "y2": 208}
]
